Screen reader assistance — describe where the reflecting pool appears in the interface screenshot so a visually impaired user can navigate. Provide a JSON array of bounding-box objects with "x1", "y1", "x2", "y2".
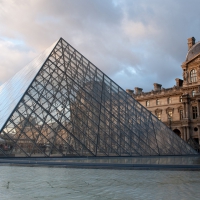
[{"x1": 0, "y1": 166, "x2": 200, "y2": 200}]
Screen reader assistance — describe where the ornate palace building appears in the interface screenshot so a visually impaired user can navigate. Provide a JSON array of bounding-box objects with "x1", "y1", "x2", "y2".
[{"x1": 126, "y1": 37, "x2": 200, "y2": 148}]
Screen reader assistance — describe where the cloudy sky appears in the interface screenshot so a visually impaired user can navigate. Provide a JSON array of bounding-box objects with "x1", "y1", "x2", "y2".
[{"x1": 0, "y1": 0, "x2": 200, "y2": 92}]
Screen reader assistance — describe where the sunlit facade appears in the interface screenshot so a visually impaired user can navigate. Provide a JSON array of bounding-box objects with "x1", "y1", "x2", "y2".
[{"x1": 127, "y1": 37, "x2": 200, "y2": 151}]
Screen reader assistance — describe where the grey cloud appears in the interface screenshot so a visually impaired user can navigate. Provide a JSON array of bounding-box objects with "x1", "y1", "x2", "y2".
[
  {"x1": 0, "y1": 39, "x2": 36, "y2": 83},
  {"x1": 0, "y1": 0, "x2": 200, "y2": 92},
  {"x1": 123, "y1": 0, "x2": 200, "y2": 61}
]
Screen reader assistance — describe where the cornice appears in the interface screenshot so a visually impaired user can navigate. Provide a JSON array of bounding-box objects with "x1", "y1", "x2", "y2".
[
  {"x1": 185, "y1": 53, "x2": 200, "y2": 65},
  {"x1": 133, "y1": 85, "x2": 200, "y2": 100}
]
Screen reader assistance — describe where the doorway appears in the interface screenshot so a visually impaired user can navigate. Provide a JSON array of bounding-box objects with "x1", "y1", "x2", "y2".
[{"x1": 173, "y1": 129, "x2": 181, "y2": 137}]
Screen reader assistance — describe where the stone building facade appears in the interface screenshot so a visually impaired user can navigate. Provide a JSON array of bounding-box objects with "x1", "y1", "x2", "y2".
[{"x1": 126, "y1": 37, "x2": 200, "y2": 146}]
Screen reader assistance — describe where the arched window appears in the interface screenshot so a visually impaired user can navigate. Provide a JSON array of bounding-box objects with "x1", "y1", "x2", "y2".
[
  {"x1": 173, "y1": 129, "x2": 181, "y2": 137},
  {"x1": 190, "y1": 69, "x2": 197, "y2": 82}
]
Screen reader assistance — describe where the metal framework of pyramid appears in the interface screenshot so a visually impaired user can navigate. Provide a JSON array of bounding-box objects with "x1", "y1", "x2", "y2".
[{"x1": 0, "y1": 38, "x2": 197, "y2": 157}]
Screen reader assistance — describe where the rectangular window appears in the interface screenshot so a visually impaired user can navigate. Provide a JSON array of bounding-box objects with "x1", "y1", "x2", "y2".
[
  {"x1": 146, "y1": 100, "x2": 150, "y2": 107},
  {"x1": 192, "y1": 90, "x2": 196, "y2": 97},
  {"x1": 167, "y1": 97, "x2": 172, "y2": 104},
  {"x1": 190, "y1": 69, "x2": 197, "y2": 83},
  {"x1": 179, "y1": 96, "x2": 183, "y2": 102},
  {"x1": 192, "y1": 106, "x2": 198, "y2": 119},
  {"x1": 156, "y1": 99, "x2": 160, "y2": 105}
]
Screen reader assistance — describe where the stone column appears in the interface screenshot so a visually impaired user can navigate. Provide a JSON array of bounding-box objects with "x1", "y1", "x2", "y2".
[
  {"x1": 181, "y1": 127, "x2": 185, "y2": 140},
  {"x1": 183, "y1": 127, "x2": 187, "y2": 141},
  {"x1": 198, "y1": 125, "x2": 200, "y2": 144},
  {"x1": 185, "y1": 102, "x2": 189, "y2": 119},
  {"x1": 182, "y1": 94, "x2": 190, "y2": 119},
  {"x1": 186, "y1": 126, "x2": 190, "y2": 140},
  {"x1": 197, "y1": 100, "x2": 200, "y2": 117},
  {"x1": 183, "y1": 102, "x2": 186, "y2": 118}
]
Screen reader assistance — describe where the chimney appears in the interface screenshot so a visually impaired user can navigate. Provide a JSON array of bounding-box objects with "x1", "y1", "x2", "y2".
[
  {"x1": 175, "y1": 78, "x2": 183, "y2": 87},
  {"x1": 126, "y1": 89, "x2": 134, "y2": 95},
  {"x1": 134, "y1": 87, "x2": 143, "y2": 95},
  {"x1": 187, "y1": 37, "x2": 195, "y2": 50},
  {"x1": 153, "y1": 83, "x2": 162, "y2": 91}
]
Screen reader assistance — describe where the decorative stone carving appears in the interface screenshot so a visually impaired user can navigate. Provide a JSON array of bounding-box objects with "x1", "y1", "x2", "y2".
[
  {"x1": 166, "y1": 107, "x2": 174, "y2": 114},
  {"x1": 197, "y1": 66, "x2": 200, "y2": 80},
  {"x1": 155, "y1": 108, "x2": 162, "y2": 113},
  {"x1": 177, "y1": 106, "x2": 183, "y2": 113},
  {"x1": 183, "y1": 70, "x2": 188, "y2": 81}
]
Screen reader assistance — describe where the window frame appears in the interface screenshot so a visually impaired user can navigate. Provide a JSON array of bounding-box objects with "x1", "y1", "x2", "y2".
[
  {"x1": 192, "y1": 106, "x2": 198, "y2": 119},
  {"x1": 156, "y1": 99, "x2": 160, "y2": 105},
  {"x1": 190, "y1": 69, "x2": 197, "y2": 83},
  {"x1": 192, "y1": 90, "x2": 196, "y2": 97},
  {"x1": 167, "y1": 97, "x2": 172, "y2": 104},
  {"x1": 146, "y1": 100, "x2": 150, "y2": 107}
]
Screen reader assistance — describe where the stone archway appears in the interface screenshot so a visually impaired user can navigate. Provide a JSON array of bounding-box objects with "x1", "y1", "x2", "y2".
[{"x1": 173, "y1": 129, "x2": 181, "y2": 138}]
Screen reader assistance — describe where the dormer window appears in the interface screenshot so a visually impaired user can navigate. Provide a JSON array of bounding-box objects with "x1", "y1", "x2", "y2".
[{"x1": 190, "y1": 69, "x2": 197, "y2": 82}]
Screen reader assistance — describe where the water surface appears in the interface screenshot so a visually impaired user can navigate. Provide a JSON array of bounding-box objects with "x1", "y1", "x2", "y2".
[{"x1": 0, "y1": 166, "x2": 200, "y2": 200}]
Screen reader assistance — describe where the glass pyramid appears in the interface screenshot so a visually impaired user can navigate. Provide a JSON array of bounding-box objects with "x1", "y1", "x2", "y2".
[{"x1": 0, "y1": 38, "x2": 197, "y2": 157}]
